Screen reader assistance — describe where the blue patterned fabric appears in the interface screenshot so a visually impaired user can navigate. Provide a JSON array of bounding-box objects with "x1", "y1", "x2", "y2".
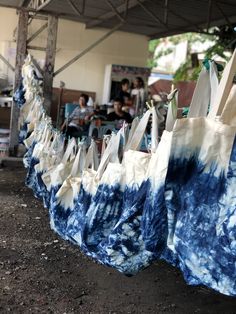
[
  {"x1": 19, "y1": 122, "x2": 29, "y2": 143},
  {"x1": 23, "y1": 141, "x2": 36, "y2": 169},
  {"x1": 83, "y1": 182, "x2": 123, "y2": 253},
  {"x1": 165, "y1": 136, "x2": 236, "y2": 296},
  {"x1": 66, "y1": 184, "x2": 95, "y2": 256},
  {"x1": 97, "y1": 181, "x2": 155, "y2": 275},
  {"x1": 13, "y1": 81, "x2": 26, "y2": 108}
]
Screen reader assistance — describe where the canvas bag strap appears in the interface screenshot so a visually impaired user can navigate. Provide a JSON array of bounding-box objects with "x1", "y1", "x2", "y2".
[
  {"x1": 61, "y1": 137, "x2": 77, "y2": 164},
  {"x1": 125, "y1": 117, "x2": 140, "y2": 150},
  {"x1": 101, "y1": 135, "x2": 111, "y2": 158},
  {"x1": 96, "y1": 131, "x2": 122, "y2": 180},
  {"x1": 208, "y1": 49, "x2": 236, "y2": 119},
  {"x1": 187, "y1": 67, "x2": 211, "y2": 118},
  {"x1": 70, "y1": 142, "x2": 87, "y2": 177},
  {"x1": 125, "y1": 110, "x2": 151, "y2": 151},
  {"x1": 187, "y1": 61, "x2": 219, "y2": 118},
  {"x1": 126, "y1": 107, "x2": 159, "y2": 152},
  {"x1": 219, "y1": 85, "x2": 236, "y2": 126},
  {"x1": 84, "y1": 140, "x2": 99, "y2": 171},
  {"x1": 151, "y1": 106, "x2": 159, "y2": 152}
]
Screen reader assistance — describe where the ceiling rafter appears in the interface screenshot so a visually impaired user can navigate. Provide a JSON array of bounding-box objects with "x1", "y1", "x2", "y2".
[
  {"x1": 136, "y1": 0, "x2": 169, "y2": 29},
  {"x1": 67, "y1": 0, "x2": 82, "y2": 16},
  {"x1": 106, "y1": 0, "x2": 126, "y2": 23},
  {"x1": 28, "y1": 0, "x2": 53, "y2": 11},
  {"x1": 86, "y1": 0, "x2": 146, "y2": 29}
]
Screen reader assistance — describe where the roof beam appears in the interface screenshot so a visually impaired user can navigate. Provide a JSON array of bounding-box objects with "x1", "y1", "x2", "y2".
[
  {"x1": 54, "y1": 23, "x2": 123, "y2": 76},
  {"x1": 0, "y1": 54, "x2": 15, "y2": 72},
  {"x1": 86, "y1": 0, "x2": 146, "y2": 29},
  {"x1": 20, "y1": 0, "x2": 32, "y2": 7},
  {"x1": 215, "y1": 1, "x2": 233, "y2": 27},
  {"x1": 27, "y1": 22, "x2": 47, "y2": 43},
  {"x1": 106, "y1": 0, "x2": 126, "y2": 23},
  {"x1": 28, "y1": 0, "x2": 53, "y2": 11},
  {"x1": 146, "y1": 0, "x2": 205, "y2": 34},
  {"x1": 67, "y1": 0, "x2": 82, "y2": 16},
  {"x1": 137, "y1": 0, "x2": 169, "y2": 29}
]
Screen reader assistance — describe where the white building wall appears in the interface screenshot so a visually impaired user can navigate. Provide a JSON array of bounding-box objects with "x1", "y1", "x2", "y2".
[{"x1": 0, "y1": 7, "x2": 149, "y2": 103}]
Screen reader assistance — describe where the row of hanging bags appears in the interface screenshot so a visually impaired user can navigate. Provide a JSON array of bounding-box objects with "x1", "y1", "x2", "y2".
[
  {"x1": 98, "y1": 63, "x2": 217, "y2": 274},
  {"x1": 49, "y1": 139, "x2": 87, "y2": 239},
  {"x1": 165, "y1": 50, "x2": 236, "y2": 296},
  {"x1": 141, "y1": 60, "x2": 219, "y2": 262},
  {"x1": 66, "y1": 131, "x2": 123, "y2": 257},
  {"x1": 79, "y1": 125, "x2": 130, "y2": 259},
  {"x1": 25, "y1": 118, "x2": 53, "y2": 189},
  {"x1": 33, "y1": 129, "x2": 65, "y2": 206}
]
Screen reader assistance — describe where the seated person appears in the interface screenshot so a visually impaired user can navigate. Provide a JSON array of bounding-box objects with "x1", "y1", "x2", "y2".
[
  {"x1": 61, "y1": 93, "x2": 93, "y2": 138},
  {"x1": 107, "y1": 97, "x2": 133, "y2": 124}
]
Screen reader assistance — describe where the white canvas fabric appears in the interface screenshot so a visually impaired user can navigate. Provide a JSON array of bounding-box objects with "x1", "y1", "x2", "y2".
[{"x1": 164, "y1": 50, "x2": 236, "y2": 296}]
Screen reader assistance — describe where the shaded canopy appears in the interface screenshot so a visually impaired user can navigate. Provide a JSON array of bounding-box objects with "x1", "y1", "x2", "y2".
[{"x1": 0, "y1": 0, "x2": 235, "y2": 39}]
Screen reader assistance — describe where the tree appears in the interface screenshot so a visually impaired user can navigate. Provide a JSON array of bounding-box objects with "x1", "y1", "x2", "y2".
[{"x1": 148, "y1": 25, "x2": 236, "y2": 82}]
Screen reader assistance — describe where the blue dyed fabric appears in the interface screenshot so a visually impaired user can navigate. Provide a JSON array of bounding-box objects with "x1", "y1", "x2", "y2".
[
  {"x1": 23, "y1": 141, "x2": 36, "y2": 169},
  {"x1": 19, "y1": 122, "x2": 29, "y2": 143},
  {"x1": 141, "y1": 182, "x2": 167, "y2": 255},
  {"x1": 49, "y1": 184, "x2": 69, "y2": 236},
  {"x1": 13, "y1": 81, "x2": 26, "y2": 108},
  {"x1": 97, "y1": 181, "x2": 155, "y2": 275},
  {"x1": 66, "y1": 184, "x2": 95, "y2": 256},
  {"x1": 25, "y1": 156, "x2": 40, "y2": 190},
  {"x1": 165, "y1": 135, "x2": 236, "y2": 296},
  {"x1": 81, "y1": 182, "x2": 124, "y2": 257}
]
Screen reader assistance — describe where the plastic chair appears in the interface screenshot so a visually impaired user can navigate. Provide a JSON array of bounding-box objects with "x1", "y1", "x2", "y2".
[{"x1": 64, "y1": 103, "x2": 78, "y2": 119}]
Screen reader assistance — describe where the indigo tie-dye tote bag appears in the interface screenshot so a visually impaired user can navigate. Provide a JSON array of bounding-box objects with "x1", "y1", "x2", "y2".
[
  {"x1": 79, "y1": 126, "x2": 132, "y2": 258},
  {"x1": 66, "y1": 132, "x2": 121, "y2": 255},
  {"x1": 97, "y1": 108, "x2": 160, "y2": 275},
  {"x1": 141, "y1": 61, "x2": 219, "y2": 260},
  {"x1": 50, "y1": 141, "x2": 87, "y2": 239},
  {"x1": 165, "y1": 50, "x2": 236, "y2": 296}
]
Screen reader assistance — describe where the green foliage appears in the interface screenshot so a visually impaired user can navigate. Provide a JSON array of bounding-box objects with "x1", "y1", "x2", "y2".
[{"x1": 148, "y1": 29, "x2": 234, "y2": 81}]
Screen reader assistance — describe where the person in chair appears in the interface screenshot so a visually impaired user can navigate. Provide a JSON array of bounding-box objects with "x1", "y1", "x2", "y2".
[
  {"x1": 61, "y1": 93, "x2": 93, "y2": 138},
  {"x1": 107, "y1": 97, "x2": 133, "y2": 124}
]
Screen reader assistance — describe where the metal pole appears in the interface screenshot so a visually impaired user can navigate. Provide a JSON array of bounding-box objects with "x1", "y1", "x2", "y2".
[{"x1": 54, "y1": 23, "x2": 123, "y2": 77}]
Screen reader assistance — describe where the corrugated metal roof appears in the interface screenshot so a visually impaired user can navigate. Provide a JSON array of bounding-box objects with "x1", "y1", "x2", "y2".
[{"x1": 0, "y1": 0, "x2": 235, "y2": 38}]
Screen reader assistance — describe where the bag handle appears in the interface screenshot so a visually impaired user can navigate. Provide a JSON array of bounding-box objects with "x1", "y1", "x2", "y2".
[
  {"x1": 70, "y1": 141, "x2": 87, "y2": 177},
  {"x1": 61, "y1": 137, "x2": 77, "y2": 164},
  {"x1": 188, "y1": 61, "x2": 219, "y2": 118},
  {"x1": 126, "y1": 107, "x2": 159, "y2": 152},
  {"x1": 208, "y1": 49, "x2": 236, "y2": 119},
  {"x1": 84, "y1": 139, "x2": 99, "y2": 171},
  {"x1": 101, "y1": 135, "x2": 111, "y2": 158},
  {"x1": 96, "y1": 130, "x2": 122, "y2": 180},
  {"x1": 124, "y1": 117, "x2": 139, "y2": 150},
  {"x1": 151, "y1": 106, "x2": 159, "y2": 152},
  {"x1": 165, "y1": 88, "x2": 178, "y2": 132},
  {"x1": 187, "y1": 67, "x2": 211, "y2": 118},
  {"x1": 125, "y1": 110, "x2": 151, "y2": 151},
  {"x1": 219, "y1": 85, "x2": 236, "y2": 126}
]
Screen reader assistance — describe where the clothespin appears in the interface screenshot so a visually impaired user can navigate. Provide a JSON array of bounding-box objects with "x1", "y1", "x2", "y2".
[
  {"x1": 203, "y1": 58, "x2": 223, "y2": 72},
  {"x1": 167, "y1": 84, "x2": 178, "y2": 102},
  {"x1": 146, "y1": 99, "x2": 155, "y2": 110}
]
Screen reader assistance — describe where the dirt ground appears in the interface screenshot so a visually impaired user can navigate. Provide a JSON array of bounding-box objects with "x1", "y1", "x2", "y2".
[{"x1": 0, "y1": 165, "x2": 236, "y2": 314}]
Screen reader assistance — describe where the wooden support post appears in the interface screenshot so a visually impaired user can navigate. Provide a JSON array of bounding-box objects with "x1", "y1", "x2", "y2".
[
  {"x1": 43, "y1": 15, "x2": 58, "y2": 114},
  {"x1": 9, "y1": 10, "x2": 29, "y2": 156}
]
